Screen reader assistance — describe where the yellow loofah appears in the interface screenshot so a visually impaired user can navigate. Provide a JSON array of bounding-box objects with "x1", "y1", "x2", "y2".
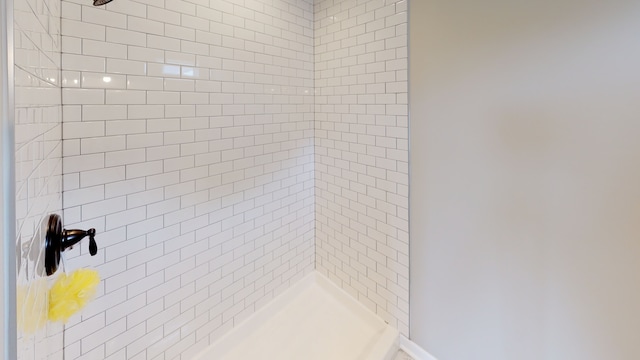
[{"x1": 48, "y1": 269, "x2": 100, "y2": 323}]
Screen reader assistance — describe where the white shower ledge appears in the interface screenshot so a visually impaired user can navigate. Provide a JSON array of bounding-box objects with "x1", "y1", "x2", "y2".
[{"x1": 193, "y1": 272, "x2": 399, "y2": 360}]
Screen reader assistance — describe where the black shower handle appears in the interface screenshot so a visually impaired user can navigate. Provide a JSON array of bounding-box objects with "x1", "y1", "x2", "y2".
[
  {"x1": 62, "y1": 228, "x2": 97, "y2": 255},
  {"x1": 45, "y1": 214, "x2": 98, "y2": 276},
  {"x1": 89, "y1": 234, "x2": 98, "y2": 256}
]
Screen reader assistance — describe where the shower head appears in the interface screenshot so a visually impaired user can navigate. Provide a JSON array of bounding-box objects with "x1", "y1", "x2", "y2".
[{"x1": 93, "y1": 0, "x2": 113, "y2": 5}]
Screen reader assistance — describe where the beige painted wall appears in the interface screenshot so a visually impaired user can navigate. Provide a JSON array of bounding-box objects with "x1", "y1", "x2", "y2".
[{"x1": 409, "y1": 1, "x2": 640, "y2": 359}]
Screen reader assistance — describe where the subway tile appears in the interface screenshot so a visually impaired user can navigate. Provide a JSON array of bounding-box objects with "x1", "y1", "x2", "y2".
[
  {"x1": 147, "y1": 6, "x2": 181, "y2": 26},
  {"x1": 128, "y1": 105, "x2": 164, "y2": 119},
  {"x1": 106, "y1": 90, "x2": 146, "y2": 104},
  {"x1": 165, "y1": 24, "x2": 196, "y2": 41},
  {"x1": 80, "y1": 166, "x2": 126, "y2": 187},
  {"x1": 63, "y1": 152, "x2": 105, "y2": 174},
  {"x1": 146, "y1": 144, "x2": 180, "y2": 160},
  {"x1": 127, "y1": 17, "x2": 164, "y2": 36},
  {"x1": 164, "y1": 78, "x2": 194, "y2": 91},
  {"x1": 61, "y1": 2, "x2": 81, "y2": 20},
  {"x1": 106, "y1": 58, "x2": 147, "y2": 75},
  {"x1": 126, "y1": 75, "x2": 164, "y2": 90},
  {"x1": 106, "y1": 207, "x2": 147, "y2": 231},
  {"x1": 62, "y1": 19, "x2": 106, "y2": 41},
  {"x1": 81, "y1": 135, "x2": 126, "y2": 154},
  {"x1": 82, "y1": 6, "x2": 127, "y2": 29},
  {"x1": 105, "y1": 0, "x2": 147, "y2": 18},
  {"x1": 63, "y1": 121, "x2": 104, "y2": 139},
  {"x1": 62, "y1": 35, "x2": 82, "y2": 54},
  {"x1": 83, "y1": 105, "x2": 127, "y2": 121},
  {"x1": 62, "y1": 71, "x2": 80, "y2": 88},
  {"x1": 147, "y1": 91, "x2": 180, "y2": 105},
  {"x1": 165, "y1": 0, "x2": 196, "y2": 16},
  {"x1": 52, "y1": 0, "x2": 406, "y2": 359},
  {"x1": 106, "y1": 119, "x2": 147, "y2": 135},
  {"x1": 127, "y1": 46, "x2": 164, "y2": 63},
  {"x1": 105, "y1": 178, "x2": 146, "y2": 198},
  {"x1": 82, "y1": 196, "x2": 127, "y2": 220},
  {"x1": 62, "y1": 54, "x2": 106, "y2": 72},
  {"x1": 165, "y1": 51, "x2": 195, "y2": 66},
  {"x1": 126, "y1": 160, "x2": 163, "y2": 179},
  {"x1": 106, "y1": 28, "x2": 147, "y2": 47},
  {"x1": 314, "y1": 0, "x2": 409, "y2": 339},
  {"x1": 127, "y1": 133, "x2": 163, "y2": 149},
  {"x1": 105, "y1": 148, "x2": 146, "y2": 167},
  {"x1": 64, "y1": 185, "x2": 105, "y2": 208},
  {"x1": 147, "y1": 34, "x2": 181, "y2": 52},
  {"x1": 65, "y1": 314, "x2": 106, "y2": 347},
  {"x1": 82, "y1": 72, "x2": 127, "y2": 89}
]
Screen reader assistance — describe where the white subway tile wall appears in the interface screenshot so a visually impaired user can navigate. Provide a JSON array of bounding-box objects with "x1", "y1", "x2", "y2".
[
  {"x1": 60, "y1": 0, "x2": 315, "y2": 358},
  {"x1": 11, "y1": 0, "x2": 410, "y2": 358},
  {"x1": 14, "y1": 0, "x2": 64, "y2": 358},
  {"x1": 314, "y1": 0, "x2": 409, "y2": 335}
]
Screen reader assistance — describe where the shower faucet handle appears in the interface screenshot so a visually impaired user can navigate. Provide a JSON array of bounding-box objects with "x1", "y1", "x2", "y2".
[
  {"x1": 62, "y1": 228, "x2": 97, "y2": 253},
  {"x1": 45, "y1": 214, "x2": 99, "y2": 276},
  {"x1": 89, "y1": 234, "x2": 98, "y2": 256}
]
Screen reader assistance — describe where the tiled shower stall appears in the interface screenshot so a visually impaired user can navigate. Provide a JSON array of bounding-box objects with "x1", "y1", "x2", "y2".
[{"x1": 13, "y1": 0, "x2": 408, "y2": 358}]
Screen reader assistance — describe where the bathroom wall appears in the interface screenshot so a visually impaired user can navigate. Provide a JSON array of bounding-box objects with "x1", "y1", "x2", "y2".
[
  {"x1": 314, "y1": 0, "x2": 409, "y2": 334},
  {"x1": 13, "y1": 0, "x2": 64, "y2": 358},
  {"x1": 59, "y1": 0, "x2": 315, "y2": 358},
  {"x1": 410, "y1": 1, "x2": 640, "y2": 359}
]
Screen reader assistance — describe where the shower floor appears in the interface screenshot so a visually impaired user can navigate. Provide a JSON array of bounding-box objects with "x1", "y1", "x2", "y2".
[{"x1": 194, "y1": 273, "x2": 398, "y2": 360}]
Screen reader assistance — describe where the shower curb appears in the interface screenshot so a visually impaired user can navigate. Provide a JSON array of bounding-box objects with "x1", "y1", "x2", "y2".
[
  {"x1": 399, "y1": 336, "x2": 439, "y2": 360},
  {"x1": 193, "y1": 271, "x2": 399, "y2": 360}
]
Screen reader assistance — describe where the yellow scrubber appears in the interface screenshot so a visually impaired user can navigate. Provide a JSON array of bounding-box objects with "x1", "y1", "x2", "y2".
[{"x1": 48, "y1": 269, "x2": 100, "y2": 323}]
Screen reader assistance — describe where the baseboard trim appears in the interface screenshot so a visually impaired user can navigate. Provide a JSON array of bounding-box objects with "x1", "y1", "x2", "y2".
[{"x1": 399, "y1": 336, "x2": 438, "y2": 360}]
